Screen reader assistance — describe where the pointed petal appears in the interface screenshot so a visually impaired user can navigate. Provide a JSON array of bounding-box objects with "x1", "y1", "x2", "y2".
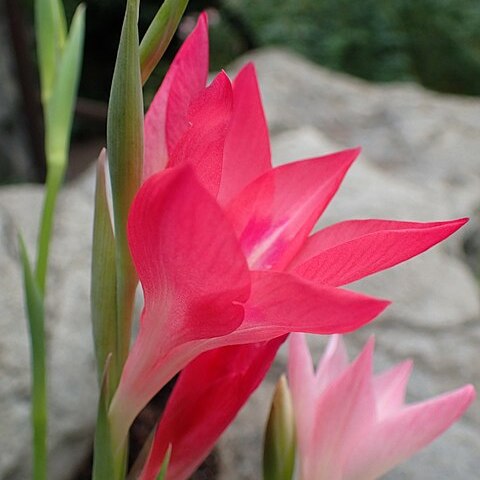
[
  {"x1": 128, "y1": 166, "x2": 250, "y2": 335},
  {"x1": 123, "y1": 270, "x2": 388, "y2": 434},
  {"x1": 300, "y1": 339, "x2": 376, "y2": 480},
  {"x1": 165, "y1": 13, "x2": 210, "y2": 156},
  {"x1": 291, "y1": 218, "x2": 468, "y2": 286},
  {"x1": 373, "y1": 360, "x2": 413, "y2": 419},
  {"x1": 315, "y1": 335, "x2": 350, "y2": 394},
  {"x1": 143, "y1": 12, "x2": 208, "y2": 179},
  {"x1": 169, "y1": 72, "x2": 233, "y2": 197},
  {"x1": 140, "y1": 340, "x2": 284, "y2": 480},
  {"x1": 110, "y1": 166, "x2": 250, "y2": 443},
  {"x1": 217, "y1": 63, "x2": 272, "y2": 205},
  {"x1": 229, "y1": 271, "x2": 390, "y2": 344},
  {"x1": 226, "y1": 149, "x2": 359, "y2": 270},
  {"x1": 288, "y1": 334, "x2": 316, "y2": 462},
  {"x1": 346, "y1": 385, "x2": 476, "y2": 480}
]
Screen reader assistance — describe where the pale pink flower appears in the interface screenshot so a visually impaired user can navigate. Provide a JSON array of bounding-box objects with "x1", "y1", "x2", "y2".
[{"x1": 289, "y1": 333, "x2": 475, "y2": 480}]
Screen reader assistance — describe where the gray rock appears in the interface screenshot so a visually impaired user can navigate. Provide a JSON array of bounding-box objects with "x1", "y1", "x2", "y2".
[
  {"x1": 270, "y1": 127, "x2": 460, "y2": 223},
  {"x1": 0, "y1": 172, "x2": 97, "y2": 480}
]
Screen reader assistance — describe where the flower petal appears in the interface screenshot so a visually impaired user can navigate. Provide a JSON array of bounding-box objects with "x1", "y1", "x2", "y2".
[
  {"x1": 291, "y1": 218, "x2": 468, "y2": 286},
  {"x1": 140, "y1": 340, "x2": 284, "y2": 480},
  {"x1": 230, "y1": 271, "x2": 390, "y2": 343},
  {"x1": 373, "y1": 360, "x2": 413, "y2": 419},
  {"x1": 143, "y1": 12, "x2": 208, "y2": 179},
  {"x1": 128, "y1": 166, "x2": 250, "y2": 331},
  {"x1": 110, "y1": 166, "x2": 250, "y2": 443},
  {"x1": 226, "y1": 149, "x2": 359, "y2": 270},
  {"x1": 169, "y1": 72, "x2": 233, "y2": 197},
  {"x1": 297, "y1": 338, "x2": 377, "y2": 480},
  {"x1": 165, "y1": 14, "x2": 209, "y2": 157},
  {"x1": 288, "y1": 334, "x2": 316, "y2": 465},
  {"x1": 345, "y1": 385, "x2": 476, "y2": 480},
  {"x1": 315, "y1": 335, "x2": 350, "y2": 394},
  {"x1": 217, "y1": 63, "x2": 272, "y2": 205}
]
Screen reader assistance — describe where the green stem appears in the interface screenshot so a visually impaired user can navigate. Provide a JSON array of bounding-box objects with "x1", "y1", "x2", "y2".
[
  {"x1": 35, "y1": 165, "x2": 64, "y2": 295},
  {"x1": 19, "y1": 239, "x2": 48, "y2": 480},
  {"x1": 31, "y1": 318, "x2": 47, "y2": 480}
]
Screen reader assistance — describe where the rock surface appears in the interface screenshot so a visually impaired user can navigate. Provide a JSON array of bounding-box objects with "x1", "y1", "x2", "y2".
[{"x1": 0, "y1": 174, "x2": 97, "y2": 480}]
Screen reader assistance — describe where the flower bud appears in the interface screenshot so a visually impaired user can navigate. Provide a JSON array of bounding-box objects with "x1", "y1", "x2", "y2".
[{"x1": 263, "y1": 375, "x2": 296, "y2": 480}]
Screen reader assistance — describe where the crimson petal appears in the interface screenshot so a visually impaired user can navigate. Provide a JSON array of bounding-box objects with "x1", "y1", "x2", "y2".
[
  {"x1": 143, "y1": 13, "x2": 208, "y2": 179},
  {"x1": 170, "y1": 72, "x2": 233, "y2": 197},
  {"x1": 291, "y1": 218, "x2": 467, "y2": 286},
  {"x1": 226, "y1": 149, "x2": 359, "y2": 270},
  {"x1": 218, "y1": 63, "x2": 272, "y2": 205},
  {"x1": 139, "y1": 340, "x2": 284, "y2": 480},
  {"x1": 110, "y1": 166, "x2": 250, "y2": 444}
]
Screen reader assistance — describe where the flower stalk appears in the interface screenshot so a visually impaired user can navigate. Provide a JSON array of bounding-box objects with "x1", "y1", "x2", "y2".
[{"x1": 19, "y1": 2, "x2": 84, "y2": 480}]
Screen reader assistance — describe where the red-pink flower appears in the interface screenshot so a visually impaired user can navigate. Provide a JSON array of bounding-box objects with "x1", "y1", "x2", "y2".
[
  {"x1": 289, "y1": 333, "x2": 475, "y2": 480},
  {"x1": 139, "y1": 339, "x2": 284, "y2": 480},
  {"x1": 107, "y1": 12, "x2": 468, "y2": 469}
]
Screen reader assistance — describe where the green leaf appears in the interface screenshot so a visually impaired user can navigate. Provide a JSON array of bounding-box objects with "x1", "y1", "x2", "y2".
[
  {"x1": 45, "y1": 3, "x2": 86, "y2": 171},
  {"x1": 263, "y1": 375, "x2": 296, "y2": 480},
  {"x1": 156, "y1": 445, "x2": 172, "y2": 480},
  {"x1": 36, "y1": 4, "x2": 85, "y2": 295},
  {"x1": 35, "y1": 0, "x2": 68, "y2": 103},
  {"x1": 140, "y1": 0, "x2": 189, "y2": 84},
  {"x1": 92, "y1": 355, "x2": 116, "y2": 480},
  {"x1": 107, "y1": 0, "x2": 143, "y2": 374},
  {"x1": 91, "y1": 150, "x2": 118, "y2": 389},
  {"x1": 19, "y1": 235, "x2": 47, "y2": 480}
]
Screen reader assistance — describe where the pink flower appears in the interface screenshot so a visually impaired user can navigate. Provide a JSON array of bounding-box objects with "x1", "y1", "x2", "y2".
[
  {"x1": 107, "y1": 11, "x2": 468, "y2": 470},
  {"x1": 289, "y1": 333, "x2": 475, "y2": 480}
]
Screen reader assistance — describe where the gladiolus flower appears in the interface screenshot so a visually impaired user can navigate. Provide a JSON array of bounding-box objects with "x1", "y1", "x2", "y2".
[
  {"x1": 107, "y1": 11, "x2": 468, "y2": 470},
  {"x1": 288, "y1": 333, "x2": 475, "y2": 480},
  {"x1": 139, "y1": 339, "x2": 284, "y2": 480}
]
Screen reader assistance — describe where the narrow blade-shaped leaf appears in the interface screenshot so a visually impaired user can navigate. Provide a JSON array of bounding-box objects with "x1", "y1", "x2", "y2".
[
  {"x1": 91, "y1": 150, "x2": 118, "y2": 388},
  {"x1": 35, "y1": 0, "x2": 68, "y2": 103},
  {"x1": 45, "y1": 4, "x2": 86, "y2": 171},
  {"x1": 140, "y1": 0, "x2": 189, "y2": 84},
  {"x1": 156, "y1": 445, "x2": 172, "y2": 480},
  {"x1": 93, "y1": 355, "x2": 116, "y2": 480},
  {"x1": 35, "y1": 4, "x2": 85, "y2": 295},
  {"x1": 107, "y1": 0, "x2": 143, "y2": 369}
]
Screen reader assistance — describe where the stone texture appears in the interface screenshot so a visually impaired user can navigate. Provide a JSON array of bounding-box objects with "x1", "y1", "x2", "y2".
[{"x1": 0, "y1": 173, "x2": 97, "y2": 480}]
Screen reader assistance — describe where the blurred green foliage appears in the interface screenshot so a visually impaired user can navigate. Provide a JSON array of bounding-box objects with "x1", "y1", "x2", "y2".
[
  {"x1": 226, "y1": 0, "x2": 480, "y2": 95},
  {"x1": 28, "y1": 0, "x2": 480, "y2": 102}
]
